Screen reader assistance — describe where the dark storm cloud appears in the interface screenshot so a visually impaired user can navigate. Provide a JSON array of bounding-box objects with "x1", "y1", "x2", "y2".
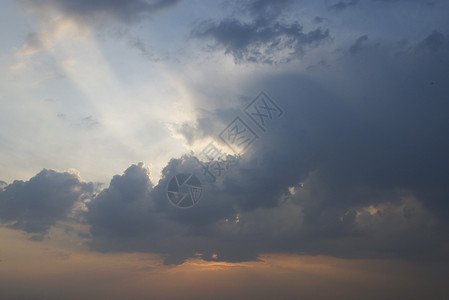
[
  {"x1": 139, "y1": 29, "x2": 447, "y2": 262},
  {"x1": 84, "y1": 27, "x2": 449, "y2": 261},
  {"x1": 0, "y1": 169, "x2": 92, "y2": 236},
  {"x1": 191, "y1": 0, "x2": 329, "y2": 64},
  {"x1": 20, "y1": 0, "x2": 180, "y2": 25},
  {"x1": 2, "y1": 29, "x2": 449, "y2": 265},
  {"x1": 329, "y1": 0, "x2": 359, "y2": 11},
  {"x1": 233, "y1": 29, "x2": 449, "y2": 228}
]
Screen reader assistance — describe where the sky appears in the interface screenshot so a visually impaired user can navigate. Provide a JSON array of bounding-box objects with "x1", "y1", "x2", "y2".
[{"x1": 0, "y1": 0, "x2": 449, "y2": 299}]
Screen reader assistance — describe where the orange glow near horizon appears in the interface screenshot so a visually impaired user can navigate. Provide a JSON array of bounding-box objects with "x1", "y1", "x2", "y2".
[{"x1": 0, "y1": 227, "x2": 447, "y2": 300}]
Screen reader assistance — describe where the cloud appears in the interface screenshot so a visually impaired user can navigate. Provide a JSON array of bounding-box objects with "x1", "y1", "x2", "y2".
[
  {"x1": 15, "y1": 32, "x2": 47, "y2": 57},
  {"x1": 244, "y1": 0, "x2": 294, "y2": 19},
  {"x1": 1, "y1": 28, "x2": 449, "y2": 265},
  {"x1": 0, "y1": 169, "x2": 93, "y2": 236},
  {"x1": 417, "y1": 30, "x2": 449, "y2": 53},
  {"x1": 329, "y1": 0, "x2": 359, "y2": 11},
  {"x1": 128, "y1": 37, "x2": 165, "y2": 62},
  {"x1": 62, "y1": 29, "x2": 449, "y2": 265},
  {"x1": 83, "y1": 32, "x2": 449, "y2": 260},
  {"x1": 83, "y1": 152, "x2": 445, "y2": 265},
  {"x1": 79, "y1": 116, "x2": 101, "y2": 130},
  {"x1": 20, "y1": 0, "x2": 180, "y2": 26},
  {"x1": 138, "y1": 29, "x2": 448, "y2": 262},
  {"x1": 14, "y1": 0, "x2": 181, "y2": 70},
  {"x1": 314, "y1": 16, "x2": 326, "y2": 23},
  {"x1": 86, "y1": 163, "x2": 156, "y2": 240},
  {"x1": 191, "y1": 0, "x2": 329, "y2": 64},
  {"x1": 349, "y1": 34, "x2": 368, "y2": 54}
]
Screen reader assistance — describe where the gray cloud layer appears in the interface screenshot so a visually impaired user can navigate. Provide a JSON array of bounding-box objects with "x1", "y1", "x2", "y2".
[
  {"x1": 63, "y1": 29, "x2": 449, "y2": 264},
  {"x1": 192, "y1": 0, "x2": 329, "y2": 64},
  {"x1": 2, "y1": 1, "x2": 449, "y2": 266}
]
